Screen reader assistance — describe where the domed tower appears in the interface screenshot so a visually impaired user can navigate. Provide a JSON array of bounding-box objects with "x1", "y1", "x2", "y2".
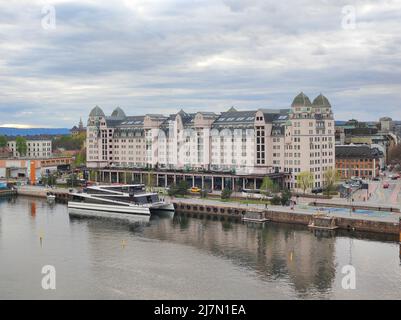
[
  {"x1": 312, "y1": 93, "x2": 333, "y2": 119},
  {"x1": 111, "y1": 107, "x2": 126, "y2": 120},
  {"x1": 88, "y1": 105, "x2": 105, "y2": 120},
  {"x1": 290, "y1": 92, "x2": 312, "y2": 119},
  {"x1": 88, "y1": 105, "x2": 105, "y2": 131},
  {"x1": 284, "y1": 92, "x2": 335, "y2": 190},
  {"x1": 87, "y1": 106, "x2": 107, "y2": 168}
]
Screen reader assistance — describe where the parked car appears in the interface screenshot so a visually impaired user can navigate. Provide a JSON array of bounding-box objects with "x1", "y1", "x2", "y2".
[
  {"x1": 372, "y1": 177, "x2": 380, "y2": 181},
  {"x1": 383, "y1": 182, "x2": 390, "y2": 189},
  {"x1": 190, "y1": 187, "x2": 201, "y2": 193},
  {"x1": 311, "y1": 187, "x2": 323, "y2": 194}
]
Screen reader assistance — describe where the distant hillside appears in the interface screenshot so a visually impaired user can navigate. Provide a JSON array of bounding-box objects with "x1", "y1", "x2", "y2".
[{"x1": 0, "y1": 127, "x2": 70, "y2": 136}]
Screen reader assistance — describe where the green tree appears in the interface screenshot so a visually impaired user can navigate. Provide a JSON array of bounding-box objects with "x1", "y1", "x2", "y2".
[
  {"x1": 15, "y1": 137, "x2": 27, "y2": 157},
  {"x1": 260, "y1": 176, "x2": 274, "y2": 197},
  {"x1": 67, "y1": 173, "x2": 79, "y2": 187},
  {"x1": 177, "y1": 180, "x2": 189, "y2": 195},
  {"x1": 0, "y1": 136, "x2": 7, "y2": 148},
  {"x1": 297, "y1": 171, "x2": 314, "y2": 194},
  {"x1": 43, "y1": 174, "x2": 57, "y2": 186},
  {"x1": 323, "y1": 168, "x2": 339, "y2": 196},
  {"x1": 145, "y1": 171, "x2": 157, "y2": 191},
  {"x1": 53, "y1": 134, "x2": 85, "y2": 151},
  {"x1": 89, "y1": 170, "x2": 97, "y2": 181},
  {"x1": 280, "y1": 189, "x2": 292, "y2": 206},
  {"x1": 200, "y1": 189, "x2": 208, "y2": 198},
  {"x1": 271, "y1": 195, "x2": 281, "y2": 205},
  {"x1": 168, "y1": 185, "x2": 179, "y2": 196},
  {"x1": 74, "y1": 148, "x2": 86, "y2": 166},
  {"x1": 221, "y1": 188, "x2": 232, "y2": 200},
  {"x1": 168, "y1": 180, "x2": 189, "y2": 197}
]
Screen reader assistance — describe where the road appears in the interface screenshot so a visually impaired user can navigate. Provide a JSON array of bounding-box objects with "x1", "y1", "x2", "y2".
[{"x1": 352, "y1": 176, "x2": 401, "y2": 206}]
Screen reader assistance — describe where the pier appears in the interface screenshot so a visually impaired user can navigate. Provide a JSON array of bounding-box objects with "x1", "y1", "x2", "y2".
[
  {"x1": 0, "y1": 189, "x2": 17, "y2": 197},
  {"x1": 16, "y1": 186, "x2": 71, "y2": 202},
  {"x1": 172, "y1": 199, "x2": 400, "y2": 236},
  {"x1": 12, "y1": 185, "x2": 401, "y2": 237}
]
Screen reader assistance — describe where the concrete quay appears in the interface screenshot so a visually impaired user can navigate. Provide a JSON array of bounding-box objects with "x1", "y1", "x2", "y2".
[
  {"x1": 0, "y1": 189, "x2": 17, "y2": 197},
  {"x1": 171, "y1": 197, "x2": 401, "y2": 236},
  {"x1": 12, "y1": 186, "x2": 401, "y2": 237},
  {"x1": 16, "y1": 186, "x2": 72, "y2": 202}
]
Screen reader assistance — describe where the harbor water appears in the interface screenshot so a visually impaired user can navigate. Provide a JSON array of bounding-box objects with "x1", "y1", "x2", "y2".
[{"x1": 1, "y1": 196, "x2": 401, "y2": 299}]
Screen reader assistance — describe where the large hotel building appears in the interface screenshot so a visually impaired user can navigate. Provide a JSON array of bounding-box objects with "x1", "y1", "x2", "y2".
[{"x1": 86, "y1": 93, "x2": 335, "y2": 189}]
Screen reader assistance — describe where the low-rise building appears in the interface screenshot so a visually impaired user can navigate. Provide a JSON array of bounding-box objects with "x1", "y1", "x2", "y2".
[
  {"x1": 335, "y1": 119, "x2": 397, "y2": 163},
  {"x1": 0, "y1": 159, "x2": 42, "y2": 182},
  {"x1": 6, "y1": 137, "x2": 52, "y2": 159},
  {"x1": 335, "y1": 145, "x2": 384, "y2": 179},
  {"x1": 0, "y1": 147, "x2": 12, "y2": 159}
]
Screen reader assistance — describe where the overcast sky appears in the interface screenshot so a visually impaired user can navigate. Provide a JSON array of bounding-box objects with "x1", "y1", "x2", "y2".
[{"x1": 0, "y1": 0, "x2": 400, "y2": 127}]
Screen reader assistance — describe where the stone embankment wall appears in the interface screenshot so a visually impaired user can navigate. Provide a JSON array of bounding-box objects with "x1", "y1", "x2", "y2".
[{"x1": 173, "y1": 201, "x2": 400, "y2": 236}]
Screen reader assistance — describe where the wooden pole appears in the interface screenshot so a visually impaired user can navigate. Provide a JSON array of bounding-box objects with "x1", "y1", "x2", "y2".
[
  {"x1": 399, "y1": 218, "x2": 401, "y2": 243},
  {"x1": 399, "y1": 218, "x2": 401, "y2": 261}
]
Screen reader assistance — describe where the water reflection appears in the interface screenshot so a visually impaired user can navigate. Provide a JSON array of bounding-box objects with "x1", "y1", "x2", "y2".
[
  {"x1": 1, "y1": 197, "x2": 401, "y2": 299},
  {"x1": 73, "y1": 212, "x2": 338, "y2": 296}
]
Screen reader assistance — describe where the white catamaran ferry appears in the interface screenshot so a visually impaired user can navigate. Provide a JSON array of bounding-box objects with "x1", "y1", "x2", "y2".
[{"x1": 68, "y1": 184, "x2": 174, "y2": 219}]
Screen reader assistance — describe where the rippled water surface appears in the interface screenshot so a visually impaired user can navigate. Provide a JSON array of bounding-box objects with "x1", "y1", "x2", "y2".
[{"x1": 1, "y1": 196, "x2": 401, "y2": 299}]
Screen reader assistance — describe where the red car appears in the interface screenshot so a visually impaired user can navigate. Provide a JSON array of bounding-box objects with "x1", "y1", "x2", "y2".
[{"x1": 383, "y1": 182, "x2": 390, "y2": 189}]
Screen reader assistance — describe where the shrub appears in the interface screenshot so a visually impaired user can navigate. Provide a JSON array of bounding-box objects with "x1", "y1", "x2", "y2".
[
  {"x1": 271, "y1": 195, "x2": 281, "y2": 205},
  {"x1": 200, "y1": 190, "x2": 208, "y2": 198},
  {"x1": 280, "y1": 189, "x2": 292, "y2": 206},
  {"x1": 221, "y1": 188, "x2": 232, "y2": 200},
  {"x1": 168, "y1": 180, "x2": 189, "y2": 197},
  {"x1": 177, "y1": 180, "x2": 189, "y2": 195}
]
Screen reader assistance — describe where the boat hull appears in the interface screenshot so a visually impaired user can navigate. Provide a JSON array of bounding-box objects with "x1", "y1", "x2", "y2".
[
  {"x1": 150, "y1": 203, "x2": 175, "y2": 217},
  {"x1": 68, "y1": 208, "x2": 151, "y2": 222},
  {"x1": 68, "y1": 201, "x2": 151, "y2": 216}
]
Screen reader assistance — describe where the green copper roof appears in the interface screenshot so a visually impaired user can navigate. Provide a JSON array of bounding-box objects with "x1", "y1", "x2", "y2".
[
  {"x1": 291, "y1": 92, "x2": 312, "y2": 107},
  {"x1": 312, "y1": 94, "x2": 331, "y2": 108},
  {"x1": 89, "y1": 106, "x2": 105, "y2": 117},
  {"x1": 111, "y1": 107, "x2": 126, "y2": 119}
]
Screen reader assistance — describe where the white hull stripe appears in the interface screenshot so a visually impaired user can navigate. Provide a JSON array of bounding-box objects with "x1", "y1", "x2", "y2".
[{"x1": 68, "y1": 202, "x2": 151, "y2": 216}]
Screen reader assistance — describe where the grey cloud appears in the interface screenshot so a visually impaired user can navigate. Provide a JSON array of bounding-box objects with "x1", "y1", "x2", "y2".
[{"x1": 0, "y1": 0, "x2": 400, "y2": 127}]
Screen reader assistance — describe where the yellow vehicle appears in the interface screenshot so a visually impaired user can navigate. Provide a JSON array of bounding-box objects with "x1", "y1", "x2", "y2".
[{"x1": 190, "y1": 187, "x2": 201, "y2": 193}]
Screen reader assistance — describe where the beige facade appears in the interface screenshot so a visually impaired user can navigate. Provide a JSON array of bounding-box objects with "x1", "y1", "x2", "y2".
[
  {"x1": 7, "y1": 139, "x2": 52, "y2": 159},
  {"x1": 86, "y1": 93, "x2": 335, "y2": 189}
]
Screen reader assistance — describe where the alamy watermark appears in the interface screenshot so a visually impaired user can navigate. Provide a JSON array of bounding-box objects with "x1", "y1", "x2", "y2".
[
  {"x1": 41, "y1": 5, "x2": 56, "y2": 30},
  {"x1": 41, "y1": 265, "x2": 56, "y2": 290},
  {"x1": 341, "y1": 5, "x2": 356, "y2": 30},
  {"x1": 341, "y1": 265, "x2": 356, "y2": 290}
]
